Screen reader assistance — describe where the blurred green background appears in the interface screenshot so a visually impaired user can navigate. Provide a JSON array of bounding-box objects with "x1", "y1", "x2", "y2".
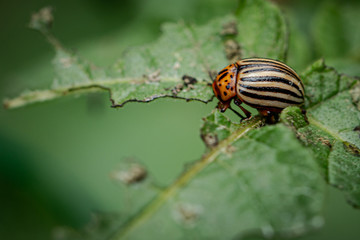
[{"x1": 0, "y1": 0, "x2": 360, "y2": 239}]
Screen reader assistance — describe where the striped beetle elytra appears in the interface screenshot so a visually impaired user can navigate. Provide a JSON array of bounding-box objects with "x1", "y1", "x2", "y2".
[{"x1": 212, "y1": 58, "x2": 305, "y2": 120}]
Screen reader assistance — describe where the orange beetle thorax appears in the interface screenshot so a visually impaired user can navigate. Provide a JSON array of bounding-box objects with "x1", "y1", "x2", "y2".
[{"x1": 212, "y1": 64, "x2": 238, "y2": 103}]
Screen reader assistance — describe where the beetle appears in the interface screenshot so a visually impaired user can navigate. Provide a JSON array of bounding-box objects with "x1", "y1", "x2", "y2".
[{"x1": 212, "y1": 58, "x2": 305, "y2": 120}]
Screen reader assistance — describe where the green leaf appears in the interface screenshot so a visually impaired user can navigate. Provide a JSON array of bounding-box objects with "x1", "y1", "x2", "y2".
[
  {"x1": 3, "y1": 0, "x2": 288, "y2": 109},
  {"x1": 286, "y1": 13, "x2": 313, "y2": 72},
  {"x1": 55, "y1": 159, "x2": 160, "y2": 240},
  {"x1": 281, "y1": 60, "x2": 360, "y2": 207},
  {"x1": 56, "y1": 115, "x2": 325, "y2": 240},
  {"x1": 236, "y1": 0, "x2": 288, "y2": 61},
  {"x1": 200, "y1": 110, "x2": 246, "y2": 147},
  {"x1": 2, "y1": 16, "x2": 226, "y2": 109},
  {"x1": 310, "y1": 1, "x2": 360, "y2": 77},
  {"x1": 8, "y1": 1, "x2": 354, "y2": 239},
  {"x1": 311, "y1": 2, "x2": 348, "y2": 59}
]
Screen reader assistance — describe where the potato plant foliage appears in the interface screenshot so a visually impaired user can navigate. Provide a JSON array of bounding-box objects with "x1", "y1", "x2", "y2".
[{"x1": 3, "y1": 0, "x2": 360, "y2": 240}]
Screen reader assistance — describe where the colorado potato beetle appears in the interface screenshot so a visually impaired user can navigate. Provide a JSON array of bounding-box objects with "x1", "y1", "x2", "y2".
[{"x1": 212, "y1": 58, "x2": 305, "y2": 120}]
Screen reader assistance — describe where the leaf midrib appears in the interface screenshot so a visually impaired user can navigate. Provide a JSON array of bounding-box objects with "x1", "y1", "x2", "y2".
[{"x1": 108, "y1": 116, "x2": 264, "y2": 240}]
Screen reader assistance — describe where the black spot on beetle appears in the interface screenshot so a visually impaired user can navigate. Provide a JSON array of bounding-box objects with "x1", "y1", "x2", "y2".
[
  {"x1": 218, "y1": 68, "x2": 227, "y2": 75},
  {"x1": 218, "y1": 72, "x2": 228, "y2": 81},
  {"x1": 223, "y1": 91, "x2": 228, "y2": 96},
  {"x1": 226, "y1": 83, "x2": 231, "y2": 90},
  {"x1": 231, "y1": 87, "x2": 234, "y2": 91},
  {"x1": 219, "y1": 83, "x2": 222, "y2": 86},
  {"x1": 225, "y1": 80, "x2": 228, "y2": 82}
]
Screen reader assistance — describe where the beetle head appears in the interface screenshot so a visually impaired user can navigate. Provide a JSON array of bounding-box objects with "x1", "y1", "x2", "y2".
[{"x1": 212, "y1": 64, "x2": 238, "y2": 112}]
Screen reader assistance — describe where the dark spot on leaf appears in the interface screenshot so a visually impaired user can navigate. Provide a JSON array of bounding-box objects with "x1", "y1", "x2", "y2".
[
  {"x1": 201, "y1": 133, "x2": 218, "y2": 148},
  {"x1": 354, "y1": 126, "x2": 360, "y2": 138},
  {"x1": 343, "y1": 141, "x2": 360, "y2": 156},
  {"x1": 224, "y1": 39, "x2": 241, "y2": 62},
  {"x1": 350, "y1": 82, "x2": 360, "y2": 111},
  {"x1": 171, "y1": 84, "x2": 184, "y2": 95},
  {"x1": 182, "y1": 75, "x2": 198, "y2": 86},
  {"x1": 145, "y1": 70, "x2": 161, "y2": 82},
  {"x1": 225, "y1": 145, "x2": 237, "y2": 156},
  {"x1": 173, "y1": 203, "x2": 203, "y2": 228},
  {"x1": 29, "y1": 7, "x2": 54, "y2": 32},
  {"x1": 221, "y1": 21, "x2": 238, "y2": 36},
  {"x1": 318, "y1": 137, "x2": 332, "y2": 149},
  {"x1": 111, "y1": 163, "x2": 147, "y2": 185}
]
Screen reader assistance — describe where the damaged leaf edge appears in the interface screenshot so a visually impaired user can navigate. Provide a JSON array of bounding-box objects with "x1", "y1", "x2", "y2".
[{"x1": 3, "y1": 82, "x2": 215, "y2": 109}]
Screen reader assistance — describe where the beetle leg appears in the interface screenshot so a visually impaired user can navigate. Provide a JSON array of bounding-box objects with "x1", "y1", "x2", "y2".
[
  {"x1": 217, "y1": 101, "x2": 231, "y2": 113},
  {"x1": 258, "y1": 110, "x2": 279, "y2": 124},
  {"x1": 266, "y1": 113, "x2": 279, "y2": 124},
  {"x1": 234, "y1": 98, "x2": 252, "y2": 118},
  {"x1": 258, "y1": 109, "x2": 269, "y2": 116},
  {"x1": 228, "y1": 106, "x2": 246, "y2": 120}
]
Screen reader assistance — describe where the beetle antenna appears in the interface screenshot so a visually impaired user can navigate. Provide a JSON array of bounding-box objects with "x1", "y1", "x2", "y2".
[{"x1": 206, "y1": 70, "x2": 216, "y2": 86}]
